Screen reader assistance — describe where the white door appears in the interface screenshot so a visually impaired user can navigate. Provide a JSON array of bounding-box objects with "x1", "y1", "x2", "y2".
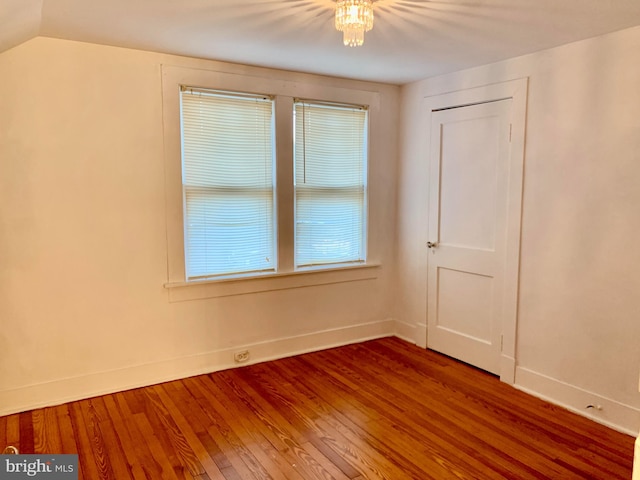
[{"x1": 427, "y1": 99, "x2": 512, "y2": 375}]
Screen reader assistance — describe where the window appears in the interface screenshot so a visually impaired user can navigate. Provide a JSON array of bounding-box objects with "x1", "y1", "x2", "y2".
[
  {"x1": 180, "y1": 88, "x2": 275, "y2": 279},
  {"x1": 163, "y1": 65, "x2": 381, "y2": 296},
  {"x1": 294, "y1": 101, "x2": 368, "y2": 267}
]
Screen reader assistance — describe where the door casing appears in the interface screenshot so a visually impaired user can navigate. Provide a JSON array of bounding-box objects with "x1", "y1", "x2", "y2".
[{"x1": 423, "y1": 78, "x2": 528, "y2": 384}]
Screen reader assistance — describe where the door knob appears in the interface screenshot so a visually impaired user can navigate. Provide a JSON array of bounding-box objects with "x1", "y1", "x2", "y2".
[{"x1": 426, "y1": 241, "x2": 438, "y2": 249}]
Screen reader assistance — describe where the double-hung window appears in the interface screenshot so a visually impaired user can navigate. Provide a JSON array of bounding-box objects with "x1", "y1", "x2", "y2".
[
  {"x1": 172, "y1": 76, "x2": 371, "y2": 288},
  {"x1": 180, "y1": 88, "x2": 276, "y2": 279},
  {"x1": 294, "y1": 100, "x2": 368, "y2": 267}
]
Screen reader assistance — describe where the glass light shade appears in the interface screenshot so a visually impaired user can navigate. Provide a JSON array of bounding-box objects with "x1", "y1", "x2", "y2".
[{"x1": 335, "y1": 0, "x2": 374, "y2": 47}]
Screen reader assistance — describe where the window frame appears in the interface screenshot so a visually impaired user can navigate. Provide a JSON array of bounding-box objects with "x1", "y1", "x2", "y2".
[
  {"x1": 293, "y1": 99, "x2": 369, "y2": 268},
  {"x1": 180, "y1": 87, "x2": 277, "y2": 279},
  {"x1": 161, "y1": 65, "x2": 381, "y2": 301}
]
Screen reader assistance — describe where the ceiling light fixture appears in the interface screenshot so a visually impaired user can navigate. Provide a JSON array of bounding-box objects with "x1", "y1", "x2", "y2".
[{"x1": 335, "y1": 0, "x2": 374, "y2": 47}]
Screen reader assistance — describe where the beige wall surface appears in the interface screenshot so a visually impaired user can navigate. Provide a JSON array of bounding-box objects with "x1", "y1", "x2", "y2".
[
  {"x1": 0, "y1": 37, "x2": 400, "y2": 414},
  {"x1": 398, "y1": 25, "x2": 640, "y2": 433},
  {"x1": 2, "y1": 25, "x2": 640, "y2": 436}
]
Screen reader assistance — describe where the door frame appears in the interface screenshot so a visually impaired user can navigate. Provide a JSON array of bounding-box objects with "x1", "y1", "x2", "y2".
[{"x1": 423, "y1": 78, "x2": 528, "y2": 384}]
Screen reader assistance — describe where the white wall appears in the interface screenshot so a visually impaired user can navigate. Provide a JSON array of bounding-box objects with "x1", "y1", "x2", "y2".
[
  {"x1": 397, "y1": 25, "x2": 640, "y2": 434},
  {"x1": 2, "y1": 27, "x2": 639, "y2": 436},
  {"x1": 0, "y1": 37, "x2": 400, "y2": 415}
]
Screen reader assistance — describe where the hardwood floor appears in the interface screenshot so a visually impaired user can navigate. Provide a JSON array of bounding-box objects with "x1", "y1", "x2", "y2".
[{"x1": 0, "y1": 337, "x2": 634, "y2": 479}]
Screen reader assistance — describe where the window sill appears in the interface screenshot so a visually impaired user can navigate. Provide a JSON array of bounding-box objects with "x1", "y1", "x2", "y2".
[{"x1": 164, "y1": 263, "x2": 381, "y2": 302}]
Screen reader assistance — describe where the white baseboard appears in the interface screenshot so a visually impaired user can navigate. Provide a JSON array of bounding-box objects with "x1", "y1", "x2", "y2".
[
  {"x1": 6, "y1": 323, "x2": 637, "y2": 439},
  {"x1": 0, "y1": 318, "x2": 396, "y2": 417},
  {"x1": 416, "y1": 323, "x2": 427, "y2": 348},
  {"x1": 515, "y1": 366, "x2": 640, "y2": 436},
  {"x1": 500, "y1": 355, "x2": 516, "y2": 384},
  {"x1": 394, "y1": 319, "x2": 417, "y2": 344}
]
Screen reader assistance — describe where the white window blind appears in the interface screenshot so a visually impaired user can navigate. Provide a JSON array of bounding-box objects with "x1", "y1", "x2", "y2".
[
  {"x1": 294, "y1": 100, "x2": 368, "y2": 267},
  {"x1": 180, "y1": 88, "x2": 275, "y2": 278}
]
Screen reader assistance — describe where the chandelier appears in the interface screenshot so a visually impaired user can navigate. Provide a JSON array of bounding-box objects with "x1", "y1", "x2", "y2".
[{"x1": 335, "y1": 0, "x2": 374, "y2": 47}]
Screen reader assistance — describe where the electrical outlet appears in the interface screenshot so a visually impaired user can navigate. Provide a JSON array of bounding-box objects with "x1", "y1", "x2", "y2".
[{"x1": 234, "y1": 350, "x2": 250, "y2": 363}]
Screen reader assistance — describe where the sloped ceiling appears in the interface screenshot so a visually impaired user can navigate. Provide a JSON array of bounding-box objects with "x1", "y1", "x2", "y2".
[
  {"x1": 2, "y1": 0, "x2": 640, "y2": 84},
  {"x1": 0, "y1": 0, "x2": 43, "y2": 52}
]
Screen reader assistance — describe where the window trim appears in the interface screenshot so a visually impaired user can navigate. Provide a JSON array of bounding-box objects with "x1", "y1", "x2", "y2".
[
  {"x1": 161, "y1": 65, "x2": 381, "y2": 299},
  {"x1": 165, "y1": 262, "x2": 381, "y2": 302}
]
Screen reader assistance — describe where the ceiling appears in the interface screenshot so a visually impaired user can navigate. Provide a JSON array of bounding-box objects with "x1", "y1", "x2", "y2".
[{"x1": 3, "y1": 0, "x2": 640, "y2": 84}]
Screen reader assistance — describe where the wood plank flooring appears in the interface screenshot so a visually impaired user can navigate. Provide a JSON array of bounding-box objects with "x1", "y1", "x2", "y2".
[{"x1": 0, "y1": 337, "x2": 634, "y2": 479}]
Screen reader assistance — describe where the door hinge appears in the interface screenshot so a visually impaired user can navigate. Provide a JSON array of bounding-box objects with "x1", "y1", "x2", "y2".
[
  {"x1": 509, "y1": 124, "x2": 513, "y2": 142},
  {"x1": 500, "y1": 335, "x2": 504, "y2": 351}
]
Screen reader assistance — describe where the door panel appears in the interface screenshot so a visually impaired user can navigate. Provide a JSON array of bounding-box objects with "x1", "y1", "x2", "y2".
[
  {"x1": 437, "y1": 268, "x2": 494, "y2": 343},
  {"x1": 439, "y1": 115, "x2": 499, "y2": 251},
  {"x1": 427, "y1": 100, "x2": 511, "y2": 375}
]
